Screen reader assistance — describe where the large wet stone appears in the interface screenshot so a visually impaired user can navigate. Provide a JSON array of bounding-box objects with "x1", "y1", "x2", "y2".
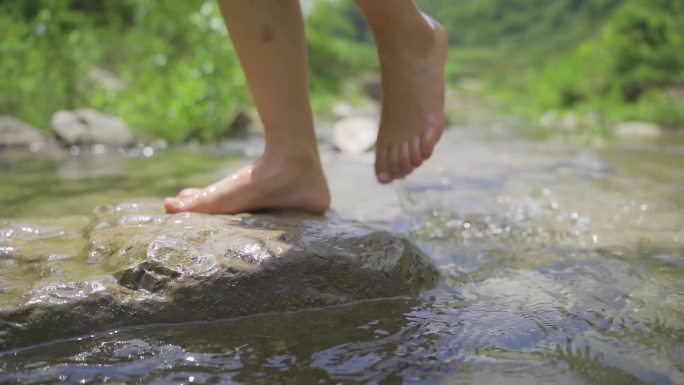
[{"x1": 0, "y1": 201, "x2": 438, "y2": 350}]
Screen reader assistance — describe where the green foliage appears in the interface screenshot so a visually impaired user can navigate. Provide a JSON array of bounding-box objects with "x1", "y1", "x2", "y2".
[
  {"x1": 0, "y1": 1, "x2": 103, "y2": 128},
  {"x1": 306, "y1": 0, "x2": 377, "y2": 110},
  {"x1": 517, "y1": 0, "x2": 684, "y2": 128},
  {"x1": 418, "y1": 0, "x2": 621, "y2": 50},
  {"x1": 0, "y1": 0, "x2": 250, "y2": 143},
  {"x1": 0, "y1": 0, "x2": 377, "y2": 143},
  {"x1": 605, "y1": 0, "x2": 684, "y2": 102},
  {"x1": 97, "y1": 1, "x2": 249, "y2": 143},
  {"x1": 420, "y1": 0, "x2": 683, "y2": 130}
]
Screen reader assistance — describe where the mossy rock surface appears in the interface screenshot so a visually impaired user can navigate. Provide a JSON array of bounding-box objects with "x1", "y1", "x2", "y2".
[{"x1": 0, "y1": 200, "x2": 438, "y2": 350}]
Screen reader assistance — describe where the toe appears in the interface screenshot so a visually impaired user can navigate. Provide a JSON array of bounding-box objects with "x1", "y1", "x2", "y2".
[
  {"x1": 178, "y1": 188, "x2": 201, "y2": 199},
  {"x1": 388, "y1": 144, "x2": 402, "y2": 180},
  {"x1": 409, "y1": 136, "x2": 423, "y2": 168},
  {"x1": 375, "y1": 144, "x2": 392, "y2": 184},
  {"x1": 164, "y1": 197, "x2": 187, "y2": 213},
  {"x1": 399, "y1": 141, "x2": 413, "y2": 177},
  {"x1": 419, "y1": 133, "x2": 432, "y2": 159},
  {"x1": 165, "y1": 193, "x2": 210, "y2": 213},
  {"x1": 420, "y1": 126, "x2": 443, "y2": 159}
]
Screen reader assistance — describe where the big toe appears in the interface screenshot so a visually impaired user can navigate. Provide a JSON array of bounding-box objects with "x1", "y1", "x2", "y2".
[
  {"x1": 164, "y1": 197, "x2": 188, "y2": 213},
  {"x1": 420, "y1": 126, "x2": 443, "y2": 159},
  {"x1": 177, "y1": 188, "x2": 201, "y2": 199}
]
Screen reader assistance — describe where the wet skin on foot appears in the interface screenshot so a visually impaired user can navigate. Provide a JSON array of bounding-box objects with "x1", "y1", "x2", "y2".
[
  {"x1": 164, "y1": 156, "x2": 331, "y2": 215},
  {"x1": 374, "y1": 15, "x2": 448, "y2": 184}
]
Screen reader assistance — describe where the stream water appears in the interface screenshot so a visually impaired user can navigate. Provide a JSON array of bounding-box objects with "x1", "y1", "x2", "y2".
[{"x1": 1, "y1": 126, "x2": 683, "y2": 384}]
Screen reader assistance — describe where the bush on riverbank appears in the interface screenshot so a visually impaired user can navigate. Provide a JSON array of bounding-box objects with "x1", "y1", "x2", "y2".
[
  {"x1": 424, "y1": 0, "x2": 683, "y2": 132},
  {"x1": 509, "y1": 0, "x2": 684, "y2": 131}
]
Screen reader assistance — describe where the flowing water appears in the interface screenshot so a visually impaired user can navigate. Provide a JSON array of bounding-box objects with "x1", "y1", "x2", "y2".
[{"x1": 1, "y1": 126, "x2": 683, "y2": 384}]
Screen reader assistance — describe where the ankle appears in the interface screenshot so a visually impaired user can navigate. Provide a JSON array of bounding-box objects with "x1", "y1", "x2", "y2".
[
  {"x1": 372, "y1": 13, "x2": 436, "y2": 57},
  {"x1": 261, "y1": 143, "x2": 321, "y2": 170}
]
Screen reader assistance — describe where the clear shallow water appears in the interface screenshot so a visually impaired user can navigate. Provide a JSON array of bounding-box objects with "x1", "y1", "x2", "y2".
[{"x1": 1, "y1": 128, "x2": 683, "y2": 384}]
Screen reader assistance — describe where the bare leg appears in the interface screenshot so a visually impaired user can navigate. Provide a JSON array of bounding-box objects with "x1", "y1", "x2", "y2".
[
  {"x1": 355, "y1": 0, "x2": 448, "y2": 183},
  {"x1": 165, "y1": 0, "x2": 330, "y2": 214}
]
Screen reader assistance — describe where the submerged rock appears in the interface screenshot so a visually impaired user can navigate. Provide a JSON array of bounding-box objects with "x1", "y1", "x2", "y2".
[
  {"x1": 0, "y1": 201, "x2": 438, "y2": 350},
  {"x1": 50, "y1": 108, "x2": 134, "y2": 148}
]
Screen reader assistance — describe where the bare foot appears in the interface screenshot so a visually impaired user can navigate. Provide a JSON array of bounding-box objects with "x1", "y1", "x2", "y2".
[
  {"x1": 375, "y1": 15, "x2": 448, "y2": 184},
  {"x1": 164, "y1": 155, "x2": 331, "y2": 215}
]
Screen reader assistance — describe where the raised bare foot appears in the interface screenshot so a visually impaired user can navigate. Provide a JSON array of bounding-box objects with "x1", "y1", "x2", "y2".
[
  {"x1": 164, "y1": 154, "x2": 331, "y2": 215},
  {"x1": 374, "y1": 15, "x2": 448, "y2": 184}
]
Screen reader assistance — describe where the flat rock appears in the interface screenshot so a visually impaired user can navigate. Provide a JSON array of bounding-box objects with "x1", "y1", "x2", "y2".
[
  {"x1": 333, "y1": 116, "x2": 379, "y2": 155},
  {"x1": 0, "y1": 201, "x2": 438, "y2": 350},
  {"x1": 50, "y1": 108, "x2": 134, "y2": 147},
  {"x1": 0, "y1": 116, "x2": 47, "y2": 149}
]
